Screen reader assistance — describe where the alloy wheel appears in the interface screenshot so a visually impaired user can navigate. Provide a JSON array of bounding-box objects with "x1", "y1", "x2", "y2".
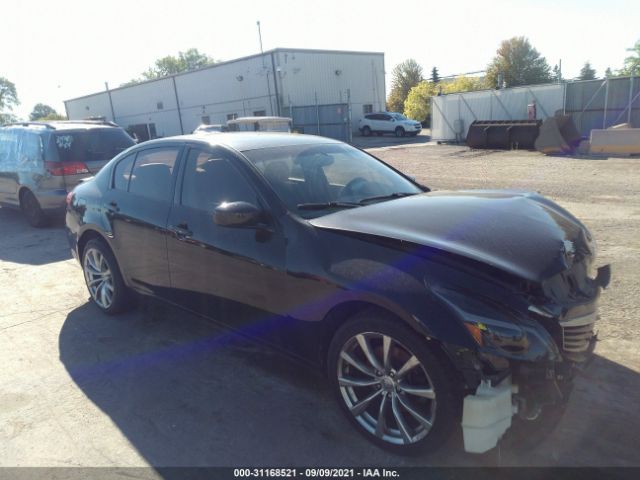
[
  {"x1": 337, "y1": 332, "x2": 436, "y2": 445},
  {"x1": 83, "y1": 247, "x2": 115, "y2": 309}
]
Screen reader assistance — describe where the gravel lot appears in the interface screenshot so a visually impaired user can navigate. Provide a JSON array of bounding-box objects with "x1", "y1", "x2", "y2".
[{"x1": 1, "y1": 143, "x2": 638, "y2": 467}]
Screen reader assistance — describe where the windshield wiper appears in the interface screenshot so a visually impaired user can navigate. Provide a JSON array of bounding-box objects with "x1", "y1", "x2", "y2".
[
  {"x1": 358, "y1": 192, "x2": 418, "y2": 204},
  {"x1": 297, "y1": 201, "x2": 359, "y2": 210}
]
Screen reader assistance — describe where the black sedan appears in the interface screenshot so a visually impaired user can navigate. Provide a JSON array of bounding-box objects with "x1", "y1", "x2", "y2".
[{"x1": 66, "y1": 132, "x2": 610, "y2": 454}]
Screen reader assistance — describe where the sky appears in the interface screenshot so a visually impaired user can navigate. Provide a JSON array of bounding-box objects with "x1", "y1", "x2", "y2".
[{"x1": 2, "y1": 0, "x2": 638, "y2": 120}]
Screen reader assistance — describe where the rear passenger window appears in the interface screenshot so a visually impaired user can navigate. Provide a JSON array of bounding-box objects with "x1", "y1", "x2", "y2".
[
  {"x1": 128, "y1": 147, "x2": 179, "y2": 201},
  {"x1": 113, "y1": 153, "x2": 136, "y2": 190},
  {"x1": 181, "y1": 148, "x2": 257, "y2": 211}
]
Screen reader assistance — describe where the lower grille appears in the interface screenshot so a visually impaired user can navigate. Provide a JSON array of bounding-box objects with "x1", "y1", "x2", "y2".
[{"x1": 560, "y1": 313, "x2": 596, "y2": 353}]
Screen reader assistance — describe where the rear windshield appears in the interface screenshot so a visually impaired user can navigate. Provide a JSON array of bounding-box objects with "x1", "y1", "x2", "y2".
[{"x1": 54, "y1": 129, "x2": 134, "y2": 162}]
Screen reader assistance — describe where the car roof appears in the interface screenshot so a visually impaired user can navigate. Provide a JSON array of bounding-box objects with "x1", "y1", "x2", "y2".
[
  {"x1": 141, "y1": 132, "x2": 343, "y2": 152},
  {"x1": 3, "y1": 121, "x2": 122, "y2": 132}
]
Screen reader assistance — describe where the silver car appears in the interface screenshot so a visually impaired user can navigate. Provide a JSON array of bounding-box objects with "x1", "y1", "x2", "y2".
[{"x1": 0, "y1": 120, "x2": 135, "y2": 226}]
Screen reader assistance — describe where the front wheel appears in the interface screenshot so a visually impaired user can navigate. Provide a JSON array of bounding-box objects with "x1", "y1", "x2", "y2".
[
  {"x1": 362, "y1": 126, "x2": 372, "y2": 137},
  {"x1": 82, "y1": 238, "x2": 132, "y2": 315},
  {"x1": 395, "y1": 127, "x2": 406, "y2": 137},
  {"x1": 327, "y1": 310, "x2": 459, "y2": 454}
]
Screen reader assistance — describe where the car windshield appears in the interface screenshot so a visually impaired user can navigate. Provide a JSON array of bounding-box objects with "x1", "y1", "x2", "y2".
[
  {"x1": 242, "y1": 143, "x2": 422, "y2": 218},
  {"x1": 54, "y1": 129, "x2": 135, "y2": 162},
  {"x1": 391, "y1": 113, "x2": 408, "y2": 121}
]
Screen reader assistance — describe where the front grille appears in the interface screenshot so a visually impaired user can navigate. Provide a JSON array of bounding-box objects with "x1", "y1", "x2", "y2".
[{"x1": 560, "y1": 312, "x2": 596, "y2": 353}]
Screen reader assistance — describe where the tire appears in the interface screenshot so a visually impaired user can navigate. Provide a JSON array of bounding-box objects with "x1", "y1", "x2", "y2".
[
  {"x1": 327, "y1": 309, "x2": 459, "y2": 455},
  {"x1": 20, "y1": 190, "x2": 48, "y2": 227},
  {"x1": 362, "y1": 126, "x2": 372, "y2": 137},
  {"x1": 82, "y1": 238, "x2": 132, "y2": 315},
  {"x1": 395, "y1": 127, "x2": 406, "y2": 138}
]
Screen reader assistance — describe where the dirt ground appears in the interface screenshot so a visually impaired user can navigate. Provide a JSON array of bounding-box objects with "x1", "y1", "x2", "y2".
[{"x1": 0, "y1": 143, "x2": 638, "y2": 467}]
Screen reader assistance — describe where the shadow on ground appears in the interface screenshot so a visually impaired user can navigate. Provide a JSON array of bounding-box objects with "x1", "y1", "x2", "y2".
[
  {"x1": 0, "y1": 207, "x2": 70, "y2": 265},
  {"x1": 351, "y1": 131, "x2": 431, "y2": 149},
  {"x1": 58, "y1": 298, "x2": 640, "y2": 467}
]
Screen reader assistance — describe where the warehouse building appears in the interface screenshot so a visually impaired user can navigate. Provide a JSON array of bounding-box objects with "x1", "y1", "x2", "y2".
[
  {"x1": 431, "y1": 76, "x2": 639, "y2": 142},
  {"x1": 64, "y1": 48, "x2": 386, "y2": 142}
]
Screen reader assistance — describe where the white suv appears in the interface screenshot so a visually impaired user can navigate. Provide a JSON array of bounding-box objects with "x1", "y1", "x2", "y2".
[{"x1": 359, "y1": 112, "x2": 422, "y2": 137}]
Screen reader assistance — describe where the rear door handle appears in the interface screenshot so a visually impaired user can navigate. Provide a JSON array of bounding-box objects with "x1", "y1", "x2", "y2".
[
  {"x1": 106, "y1": 201, "x2": 119, "y2": 212},
  {"x1": 169, "y1": 223, "x2": 193, "y2": 240}
]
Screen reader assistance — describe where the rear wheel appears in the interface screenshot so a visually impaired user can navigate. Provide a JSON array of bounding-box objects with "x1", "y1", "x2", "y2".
[
  {"x1": 395, "y1": 127, "x2": 406, "y2": 138},
  {"x1": 362, "y1": 126, "x2": 372, "y2": 137},
  {"x1": 82, "y1": 238, "x2": 132, "y2": 315},
  {"x1": 327, "y1": 310, "x2": 459, "y2": 454},
  {"x1": 20, "y1": 190, "x2": 48, "y2": 227}
]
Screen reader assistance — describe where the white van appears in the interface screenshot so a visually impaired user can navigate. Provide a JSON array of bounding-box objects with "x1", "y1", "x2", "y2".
[{"x1": 226, "y1": 116, "x2": 292, "y2": 133}]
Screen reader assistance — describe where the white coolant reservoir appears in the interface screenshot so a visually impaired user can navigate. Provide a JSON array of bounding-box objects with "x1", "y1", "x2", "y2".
[{"x1": 461, "y1": 376, "x2": 515, "y2": 453}]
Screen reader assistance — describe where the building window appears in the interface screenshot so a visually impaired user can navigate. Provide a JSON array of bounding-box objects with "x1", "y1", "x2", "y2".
[
  {"x1": 201, "y1": 115, "x2": 210, "y2": 125},
  {"x1": 253, "y1": 110, "x2": 266, "y2": 117},
  {"x1": 227, "y1": 113, "x2": 238, "y2": 121},
  {"x1": 363, "y1": 104, "x2": 373, "y2": 114},
  {"x1": 157, "y1": 102, "x2": 164, "y2": 110}
]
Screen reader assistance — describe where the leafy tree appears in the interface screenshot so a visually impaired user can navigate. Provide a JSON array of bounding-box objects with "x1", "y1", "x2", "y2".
[
  {"x1": 552, "y1": 64, "x2": 562, "y2": 82},
  {"x1": 579, "y1": 62, "x2": 596, "y2": 80},
  {"x1": 620, "y1": 40, "x2": 640, "y2": 76},
  {"x1": 404, "y1": 81, "x2": 440, "y2": 122},
  {"x1": 123, "y1": 48, "x2": 217, "y2": 85},
  {"x1": 38, "y1": 112, "x2": 67, "y2": 121},
  {"x1": 30, "y1": 103, "x2": 60, "y2": 121},
  {"x1": 430, "y1": 67, "x2": 440, "y2": 84},
  {"x1": 387, "y1": 59, "x2": 423, "y2": 113},
  {"x1": 0, "y1": 113, "x2": 18, "y2": 126},
  {"x1": 604, "y1": 67, "x2": 614, "y2": 78},
  {"x1": 404, "y1": 76, "x2": 485, "y2": 123},
  {"x1": 0, "y1": 77, "x2": 19, "y2": 112},
  {"x1": 485, "y1": 37, "x2": 551, "y2": 88}
]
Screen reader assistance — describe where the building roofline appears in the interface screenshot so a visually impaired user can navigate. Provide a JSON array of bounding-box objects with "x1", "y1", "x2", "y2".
[{"x1": 64, "y1": 47, "x2": 385, "y2": 104}]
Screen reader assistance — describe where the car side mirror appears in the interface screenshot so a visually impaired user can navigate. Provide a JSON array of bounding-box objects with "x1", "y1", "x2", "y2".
[{"x1": 214, "y1": 201, "x2": 262, "y2": 227}]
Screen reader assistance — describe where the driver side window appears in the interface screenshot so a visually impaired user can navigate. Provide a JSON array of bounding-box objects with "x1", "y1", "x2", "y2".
[{"x1": 180, "y1": 148, "x2": 258, "y2": 212}]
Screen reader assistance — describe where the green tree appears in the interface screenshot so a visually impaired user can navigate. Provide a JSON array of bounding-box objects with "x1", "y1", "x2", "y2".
[
  {"x1": 404, "y1": 76, "x2": 485, "y2": 123},
  {"x1": 430, "y1": 67, "x2": 440, "y2": 84},
  {"x1": 0, "y1": 77, "x2": 19, "y2": 117},
  {"x1": 485, "y1": 37, "x2": 551, "y2": 88},
  {"x1": 404, "y1": 81, "x2": 440, "y2": 122},
  {"x1": 387, "y1": 59, "x2": 423, "y2": 113},
  {"x1": 604, "y1": 67, "x2": 614, "y2": 78},
  {"x1": 30, "y1": 103, "x2": 60, "y2": 121},
  {"x1": 552, "y1": 64, "x2": 562, "y2": 82},
  {"x1": 579, "y1": 62, "x2": 596, "y2": 80},
  {"x1": 123, "y1": 48, "x2": 217, "y2": 85},
  {"x1": 620, "y1": 40, "x2": 640, "y2": 76}
]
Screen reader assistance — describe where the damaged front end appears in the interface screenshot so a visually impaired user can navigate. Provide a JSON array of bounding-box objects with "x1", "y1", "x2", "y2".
[{"x1": 434, "y1": 244, "x2": 611, "y2": 454}]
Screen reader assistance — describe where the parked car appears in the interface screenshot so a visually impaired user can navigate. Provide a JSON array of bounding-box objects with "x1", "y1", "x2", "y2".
[
  {"x1": 193, "y1": 124, "x2": 227, "y2": 134},
  {"x1": 359, "y1": 112, "x2": 422, "y2": 137},
  {"x1": 66, "y1": 132, "x2": 610, "y2": 454},
  {"x1": 226, "y1": 116, "x2": 292, "y2": 133},
  {"x1": 0, "y1": 120, "x2": 135, "y2": 226}
]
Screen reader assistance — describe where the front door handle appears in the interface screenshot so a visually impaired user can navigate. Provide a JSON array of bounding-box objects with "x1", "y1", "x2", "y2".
[{"x1": 169, "y1": 223, "x2": 193, "y2": 240}]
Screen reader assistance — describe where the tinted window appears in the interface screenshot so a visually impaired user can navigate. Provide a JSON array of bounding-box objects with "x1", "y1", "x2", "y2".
[
  {"x1": 113, "y1": 153, "x2": 136, "y2": 190},
  {"x1": 381, "y1": 114, "x2": 392, "y2": 121},
  {"x1": 54, "y1": 129, "x2": 134, "y2": 162},
  {"x1": 181, "y1": 148, "x2": 258, "y2": 211},
  {"x1": 128, "y1": 147, "x2": 179, "y2": 201}
]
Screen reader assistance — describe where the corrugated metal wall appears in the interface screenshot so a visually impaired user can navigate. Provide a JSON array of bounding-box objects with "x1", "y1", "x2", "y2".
[
  {"x1": 64, "y1": 49, "x2": 385, "y2": 140},
  {"x1": 432, "y1": 84, "x2": 563, "y2": 141},
  {"x1": 432, "y1": 77, "x2": 639, "y2": 141}
]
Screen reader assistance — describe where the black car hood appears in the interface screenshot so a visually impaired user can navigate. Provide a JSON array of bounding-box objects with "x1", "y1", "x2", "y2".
[{"x1": 310, "y1": 190, "x2": 593, "y2": 283}]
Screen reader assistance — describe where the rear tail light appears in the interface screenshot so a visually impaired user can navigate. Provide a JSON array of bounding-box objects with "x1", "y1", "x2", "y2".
[
  {"x1": 45, "y1": 161, "x2": 89, "y2": 176},
  {"x1": 66, "y1": 191, "x2": 75, "y2": 207}
]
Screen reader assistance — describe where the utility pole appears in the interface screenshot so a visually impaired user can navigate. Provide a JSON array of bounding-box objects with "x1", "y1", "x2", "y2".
[{"x1": 257, "y1": 21, "x2": 264, "y2": 54}]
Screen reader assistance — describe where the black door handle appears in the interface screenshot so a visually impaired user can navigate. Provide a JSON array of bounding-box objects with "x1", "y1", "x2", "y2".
[
  {"x1": 106, "y1": 201, "x2": 119, "y2": 212},
  {"x1": 169, "y1": 223, "x2": 193, "y2": 239}
]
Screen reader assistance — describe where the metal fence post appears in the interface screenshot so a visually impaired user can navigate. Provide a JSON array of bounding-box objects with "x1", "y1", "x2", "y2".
[
  {"x1": 315, "y1": 92, "x2": 320, "y2": 135},
  {"x1": 629, "y1": 76, "x2": 635, "y2": 125},
  {"x1": 603, "y1": 78, "x2": 610, "y2": 129}
]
